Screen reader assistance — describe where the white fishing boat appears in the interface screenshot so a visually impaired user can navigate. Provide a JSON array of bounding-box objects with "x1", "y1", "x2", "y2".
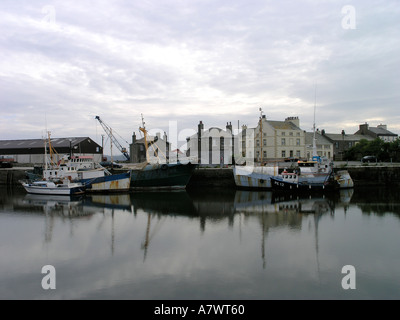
[
  {"x1": 25, "y1": 132, "x2": 131, "y2": 193},
  {"x1": 21, "y1": 179, "x2": 85, "y2": 196}
]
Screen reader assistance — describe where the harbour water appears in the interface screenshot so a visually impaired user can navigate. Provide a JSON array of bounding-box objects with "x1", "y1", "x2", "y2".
[{"x1": 1, "y1": 185, "x2": 400, "y2": 300}]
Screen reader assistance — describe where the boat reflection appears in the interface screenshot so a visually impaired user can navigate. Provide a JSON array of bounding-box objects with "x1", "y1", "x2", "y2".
[
  {"x1": 22, "y1": 194, "x2": 86, "y2": 217},
  {"x1": 12, "y1": 188, "x2": 355, "y2": 263}
]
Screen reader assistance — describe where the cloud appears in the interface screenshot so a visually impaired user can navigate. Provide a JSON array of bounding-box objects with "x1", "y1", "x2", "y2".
[{"x1": 0, "y1": 0, "x2": 399, "y2": 154}]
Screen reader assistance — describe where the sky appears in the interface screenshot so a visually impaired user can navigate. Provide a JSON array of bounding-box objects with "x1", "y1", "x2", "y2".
[{"x1": 1, "y1": 0, "x2": 399, "y2": 155}]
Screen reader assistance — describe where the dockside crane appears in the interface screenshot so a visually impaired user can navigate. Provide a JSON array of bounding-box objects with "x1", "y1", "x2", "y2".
[{"x1": 95, "y1": 116, "x2": 130, "y2": 161}]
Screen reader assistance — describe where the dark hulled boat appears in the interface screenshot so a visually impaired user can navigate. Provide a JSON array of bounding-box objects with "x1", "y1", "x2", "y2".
[{"x1": 129, "y1": 161, "x2": 197, "y2": 190}]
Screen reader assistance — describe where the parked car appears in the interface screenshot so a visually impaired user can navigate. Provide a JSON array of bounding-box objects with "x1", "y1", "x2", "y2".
[
  {"x1": 0, "y1": 156, "x2": 14, "y2": 168},
  {"x1": 99, "y1": 161, "x2": 123, "y2": 168},
  {"x1": 361, "y1": 155, "x2": 377, "y2": 163}
]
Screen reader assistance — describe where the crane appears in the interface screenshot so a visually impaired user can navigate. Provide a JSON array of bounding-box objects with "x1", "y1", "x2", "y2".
[{"x1": 95, "y1": 116, "x2": 130, "y2": 161}]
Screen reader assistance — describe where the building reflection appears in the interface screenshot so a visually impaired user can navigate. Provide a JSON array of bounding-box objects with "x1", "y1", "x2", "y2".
[{"x1": 8, "y1": 187, "x2": 355, "y2": 262}]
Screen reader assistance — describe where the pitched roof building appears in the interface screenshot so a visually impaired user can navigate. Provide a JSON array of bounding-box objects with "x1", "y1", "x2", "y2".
[
  {"x1": 242, "y1": 116, "x2": 306, "y2": 163},
  {"x1": 355, "y1": 123, "x2": 398, "y2": 142},
  {"x1": 321, "y1": 130, "x2": 374, "y2": 161},
  {"x1": 0, "y1": 137, "x2": 103, "y2": 164}
]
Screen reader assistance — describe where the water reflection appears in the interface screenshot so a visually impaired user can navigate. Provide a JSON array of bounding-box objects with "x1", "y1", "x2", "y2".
[
  {"x1": 3, "y1": 187, "x2": 358, "y2": 226},
  {"x1": 2, "y1": 186, "x2": 400, "y2": 299},
  {"x1": 5, "y1": 188, "x2": 357, "y2": 261}
]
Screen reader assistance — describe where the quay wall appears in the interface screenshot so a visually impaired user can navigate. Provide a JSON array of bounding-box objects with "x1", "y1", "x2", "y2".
[
  {"x1": 2, "y1": 165, "x2": 400, "y2": 188},
  {"x1": 188, "y1": 166, "x2": 400, "y2": 188}
]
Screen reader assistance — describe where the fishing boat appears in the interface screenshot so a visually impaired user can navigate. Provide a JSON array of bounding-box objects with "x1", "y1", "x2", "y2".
[
  {"x1": 126, "y1": 115, "x2": 197, "y2": 190},
  {"x1": 270, "y1": 156, "x2": 354, "y2": 191},
  {"x1": 83, "y1": 171, "x2": 131, "y2": 193},
  {"x1": 128, "y1": 161, "x2": 197, "y2": 190},
  {"x1": 233, "y1": 164, "x2": 278, "y2": 189},
  {"x1": 233, "y1": 104, "x2": 354, "y2": 191},
  {"x1": 21, "y1": 179, "x2": 85, "y2": 196},
  {"x1": 25, "y1": 132, "x2": 131, "y2": 193}
]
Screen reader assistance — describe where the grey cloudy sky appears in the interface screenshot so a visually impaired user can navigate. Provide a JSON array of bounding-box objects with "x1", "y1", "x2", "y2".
[{"x1": 1, "y1": 0, "x2": 399, "y2": 153}]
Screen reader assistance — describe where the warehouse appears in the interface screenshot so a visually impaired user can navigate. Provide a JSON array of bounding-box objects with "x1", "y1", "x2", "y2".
[{"x1": 0, "y1": 137, "x2": 103, "y2": 164}]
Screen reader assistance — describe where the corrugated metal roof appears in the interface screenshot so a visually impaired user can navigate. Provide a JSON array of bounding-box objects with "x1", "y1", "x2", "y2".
[{"x1": 0, "y1": 137, "x2": 90, "y2": 150}]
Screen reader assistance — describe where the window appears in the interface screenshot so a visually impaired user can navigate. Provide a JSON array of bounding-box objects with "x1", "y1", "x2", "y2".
[
  {"x1": 282, "y1": 132, "x2": 286, "y2": 136},
  {"x1": 256, "y1": 140, "x2": 260, "y2": 147},
  {"x1": 281, "y1": 138, "x2": 286, "y2": 146},
  {"x1": 296, "y1": 150, "x2": 301, "y2": 157},
  {"x1": 289, "y1": 132, "x2": 293, "y2": 136},
  {"x1": 263, "y1": 151, "x2": 267, "y2": 158},
  {"x1": 282, "y1": 150, "x2": 286, "y2": 158},
  {"x1": 263, "y1": 139, "x2": 266, "y2": 146},
  {"x1": 296, "y1": 139, "x2": 300, "y2": 146}
]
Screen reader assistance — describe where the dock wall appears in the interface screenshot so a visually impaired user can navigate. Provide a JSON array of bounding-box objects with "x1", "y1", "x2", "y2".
[{"x1": 2, "y1": 165, "x2": 400, "y2": 188}]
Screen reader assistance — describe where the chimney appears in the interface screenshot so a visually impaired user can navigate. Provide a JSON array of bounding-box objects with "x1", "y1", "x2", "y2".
[
  {"x1": 285, "y1": 116, "x2": 300, "y2": 128},
  {"x1": 226, "y1": 122, "x2": 233, "y2": 133},
  {"x1": 198, "y1": 121, "x2": 204, "y2": 137},
  {"x1": 377, "y1": 124, "x2": 387, "y2": 130},
  {"x1": 198, "y1": 121, "x2": 204, "y2": 131},
  {"x1": 359, "y1": 123, "x2": 369, "y2": 134},
  {"x1": 132, "y1": 132, "x2": 136, "y2": 144}
]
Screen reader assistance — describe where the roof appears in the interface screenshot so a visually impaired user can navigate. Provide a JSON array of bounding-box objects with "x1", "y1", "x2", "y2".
[
  {"x1": 368, "y1": 127, "x2": 397, "y2": 136},
  {"x1": 305, "y1": 132, "x2": 332, "y2": 145},
  {"x1": 190, "y1": 127, "x2": 233, "y2": 139},
  {"x1": 0, "y1": 137, "x2": 93, "y2": 150},
  {"x1": 266, "y1": 120, "x2": 301, "y2": 130},
  {"x1": 323, "y1": 133, "x2": 374, "y2": 142}
]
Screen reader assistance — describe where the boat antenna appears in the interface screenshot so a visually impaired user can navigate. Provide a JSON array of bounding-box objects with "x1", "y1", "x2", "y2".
[
  {"x1": 312, "y1": 84, "x2": 318, "y2": 158},
  {"x1": 259, "y1": 107, "x2": 263, "y2": 164}
]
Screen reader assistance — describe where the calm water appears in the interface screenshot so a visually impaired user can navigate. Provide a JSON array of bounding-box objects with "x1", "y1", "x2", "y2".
[{"x1": 1, "y1": 185, "x2": 400, "y2": 300}]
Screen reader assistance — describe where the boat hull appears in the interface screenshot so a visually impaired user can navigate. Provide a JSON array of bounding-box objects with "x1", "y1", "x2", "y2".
[
  {"x1": 129, "y1": 162, "x2": 197, "y2": 190},
  {"x1": 270, "y1": 176, "x2": 334, "y2": 191},
  {"x1": 233, "y1": 165, "x2": 279, "y2": 189},
  {"x1": 22, "y1": 183, "x2": 85, "y2": 196},
  {"x1": 82, "y1": 172, "x2": 131, "y2": 192}
]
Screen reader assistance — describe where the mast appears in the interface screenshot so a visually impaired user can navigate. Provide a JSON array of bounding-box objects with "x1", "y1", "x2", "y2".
[
  {"x1": 259, "y1": 107, "x2": 263, "y2": 164},
  {"x1": 110, "y1": 128, "x2": 113, "y2": 165},
  {"x1": 44, "y1": 134, "x2": 48, "y2": 171},
  {"x1": 139, "y1": 113, "x2": 149, "y2": 163},
  {"x1": 312, "y1": 85, "x2": 318, "y2": 158}
]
